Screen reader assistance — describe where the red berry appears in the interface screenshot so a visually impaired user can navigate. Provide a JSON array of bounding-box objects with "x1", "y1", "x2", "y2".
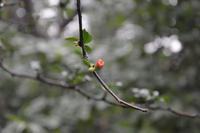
[{"x1": 95, "y1": 59, "x2": 105, "y2": 69}]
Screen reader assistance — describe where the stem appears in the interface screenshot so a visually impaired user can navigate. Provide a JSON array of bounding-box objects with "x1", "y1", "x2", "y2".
[
  {"x1": 77, "y1": 0, "x2": 87, "y2": 58},
  {"x1": 93, "y1": 71, "x2": 148, "y2": 112}
]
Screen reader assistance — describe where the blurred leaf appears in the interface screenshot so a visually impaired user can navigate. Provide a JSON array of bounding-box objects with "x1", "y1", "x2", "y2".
[
  {"x1": 71, "y1": 72, "x2": 85, "y2": 84},
  {"x1": 83, "y1": 29, "x2": 92, "y2": 44},
  {"x1": 65, "y1": 37, "x2": 78, "y2": 42},
  {"x1": 0, "y1": 37, "x2": 16, "y2": 54},
  {"x1": 108, "y1": 14, "x2": 125, "y2": 28},
  {"x1": 65, "y1": 8, "x2": 75, "y2": 16},
  {"x1": 7, "y1": 114, "x2": 24, "y2": 123},
  {"x1": 48, "y1": 64, "x2": 63, "y2": 73},
  {"x1": 73, "y1": 48, "x2": 82, "y2": 57},
  {"x1": 84, "y1": 45, "x2": 92, "y2": 53},
  {"x1": 83, "y1": 59, "x2": 91, "y2": 67},
  {"x1": 161, "y1": 95, "x2": 171, "y2": 103}
]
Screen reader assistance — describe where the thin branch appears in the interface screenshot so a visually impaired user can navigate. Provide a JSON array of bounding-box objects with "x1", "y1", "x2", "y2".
[
  {"x1": 0, "y1": 62, "x2": 75, "y2": 90},
  {"x1": 93, "y1": 71, "x2": 148, "y2": 112},
  {"x1": 60, "y1": 11, "x2": 77, "y2": 31},
  {"x1": 77, "y1": 0, "x2": 87, "y2": 58},
  {"x1": 148, "y1": 105, "x2": 200, "y2": 119},
  {"x1": 168, "y1": 108, "x2": 200, "y2": 118},
  {"x1": 0, "y1": 61, "x2": 200, "y2": 118},
  {"x1": 0, "y1": 62, "x2": 35, "y2": 80},
  {"x1": 0, "y1": 61, "x2": 118, "y2": 106}
]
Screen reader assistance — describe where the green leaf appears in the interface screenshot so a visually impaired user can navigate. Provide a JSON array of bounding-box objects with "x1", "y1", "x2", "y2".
[
  {"x1": 71, "y1": 73, "x2": 85, "y2": 84},
  {"x1": 73, "y1": 48, "x2": 82, "y2": 57},
  {"x1": 84, "y1": 45, "x2": 92, "y2": 53},
  {"x1": 65, "y1": 37, "x2": 78, "y2": 42},
  {"x1": 82, "y1": 59, "x2": 91, "y2": 67},
  {"x1": 65, "y1": 37, "x2": 79, "y2": 48},
  {"x1": 48, "y1": 64, "x2": 63, "y2": 73},
  {"x1": 65, "y1": 8, "x2": 75, "y2": 16},
  {"x1": 83, "y1": 29, "x2": 92, "y2": 44}
]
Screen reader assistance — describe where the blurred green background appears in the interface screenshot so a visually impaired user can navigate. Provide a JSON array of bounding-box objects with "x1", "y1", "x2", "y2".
[{"x1": 0, "y1": 0, "x2": 199, "y2": 132}]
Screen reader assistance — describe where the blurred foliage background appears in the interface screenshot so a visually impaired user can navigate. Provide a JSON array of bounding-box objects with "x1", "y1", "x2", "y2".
[{"x1": 0, "y1": 0, "x2": 199, "y2": 132}]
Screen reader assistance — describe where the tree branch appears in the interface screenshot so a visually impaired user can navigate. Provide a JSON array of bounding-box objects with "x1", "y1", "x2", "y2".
[
  {"x1": 0, "y1": 61, "x2": 75, "y2": 90},
  {"x1": 77, "y1": 0, "x2": 87, "y2": 58},
  {"x1": 0, "y1": 61, "x2": 199, "y2": 118},
  {"x1": 60, "y1": 11, "x2": 77, "y2": 31},
  {"x1": 93, "y1": 71, "x2": 148, "y2": 112},
  {"x1": 0, "y1": 61, "x2": 119, "y2": 107},
  {"x1": 148, "y1": 105, "x2": 200, "y2": 119}
]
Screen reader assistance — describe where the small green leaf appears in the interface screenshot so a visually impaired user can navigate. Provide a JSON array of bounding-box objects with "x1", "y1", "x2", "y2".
[
  {"x1": 83, "y1": 29, "x2": 92, "y2": 44},
  {"x1": 84, "y1": 45, "x2": 92, "y2": 53},
  {"x1": 71, "y1": 73, "x2": 84, "y2": 84},
  {"x1": 83, "y1": 59, "x2": 91, "y2": 67},
  {"x1": 73, "y1": 48, "x2": 82, "y2": 57},
  {"x1": 65, "y1": 8, "x2": 75, "y2": 16},
  {"x1": 65, "y1": 37, "x2": 78, "y2": 42},
  {"x1": 65, "y1": 37, "x2": 79, "y2": 48}
]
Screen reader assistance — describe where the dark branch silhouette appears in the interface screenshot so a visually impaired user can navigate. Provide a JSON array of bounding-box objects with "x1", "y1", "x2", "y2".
[{"x1": 77, "y1": 0, "x2": 87, "y2": 58}]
